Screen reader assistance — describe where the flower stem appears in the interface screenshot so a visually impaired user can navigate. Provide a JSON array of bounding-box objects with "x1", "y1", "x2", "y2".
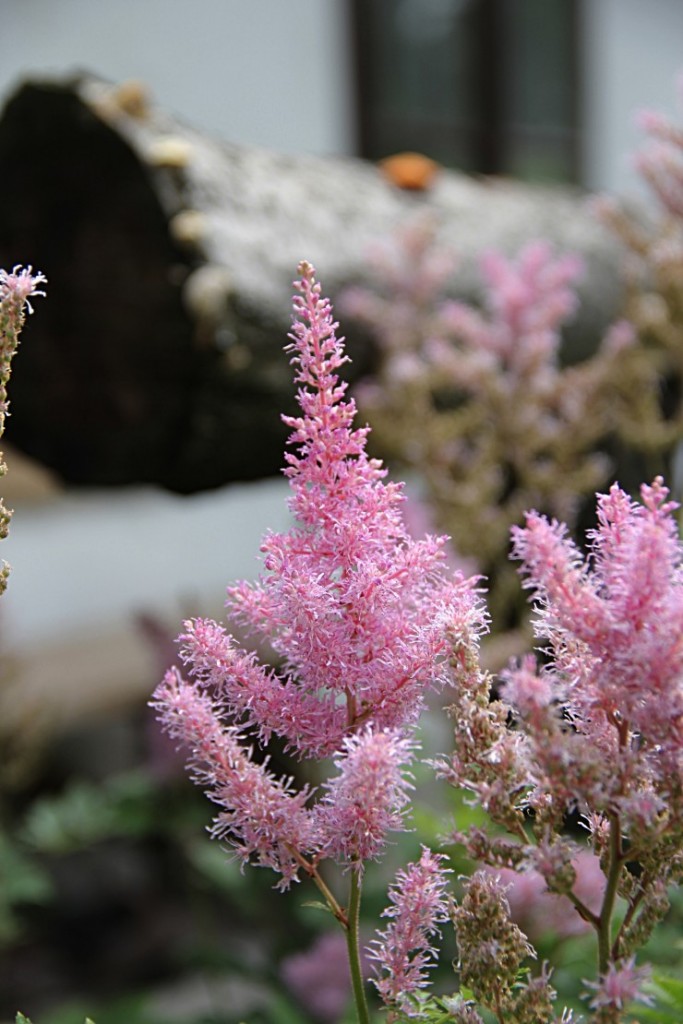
[
  {"x1": 598, "y1": 812, "x2": 624, "y2": 974},
  {"x1": 290, "y1": 848, "x2": 349, "y2": 927},
  {"x1": 346, "y1": 866, "x2": 371, "y2": 1024}
]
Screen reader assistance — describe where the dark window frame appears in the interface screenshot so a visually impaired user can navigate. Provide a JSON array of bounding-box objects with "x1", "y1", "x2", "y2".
[{"x1": 349, "y1": 0, "x2": 582, "y2": 184}]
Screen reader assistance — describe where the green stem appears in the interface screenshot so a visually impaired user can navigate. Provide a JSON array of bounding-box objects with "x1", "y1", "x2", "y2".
[
  {"x1": 612, "y1": 872, "x2": 649, "y2": 961},
  {"x1": 598, "y1": 812, "x2": 624, "y2": 975},
  {"x1": 564, "y1": 886, "x2": 600, "y2": 930},
  {"x1": 313, "y1": 868, "x2": 349, "y2": 927},
  {"x1": 288, "y1": 847, "x2": 348, "y2": 927},
  {"x1": 346, "y1": 866, "x2": 371, "y2": 1024}
]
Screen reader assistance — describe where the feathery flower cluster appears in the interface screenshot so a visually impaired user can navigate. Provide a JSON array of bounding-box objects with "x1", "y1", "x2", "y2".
[
  {"x1": 0, "y1": 265, "x2": 46, "y2": 595},
  {"x1": 315, "y1": 728, "x2": 416, "y2": 865},
  {"x1": 369, "y1": 847, "x2": 451, "y2": 1013},
  {"x1": 583, "y1": 956, "x2": 653, "y2": 1014},
  {"x1": 152, "y1": 262, "x2": 484, "y2": 889},
  {"x1": 506, "y1": 477, "x2": 683, "y2": 811},
  {"x1": 433, "y1": 478, "x2": 683, "y2": 1022},
  {"x1": 154, "y1": 667, "x2": 314, "y2": 887}
]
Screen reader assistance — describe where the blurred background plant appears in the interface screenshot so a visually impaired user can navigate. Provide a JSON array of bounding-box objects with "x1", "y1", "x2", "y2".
[
  {"x1": 339, "y1": 71, "x2": 683, "y2": 639},
  {"x1": 340, "y1": 225, "x2": 643, "y2": 635},
  {"x1": 594, "y1": 73, "x2": 683, "y2": 462}
]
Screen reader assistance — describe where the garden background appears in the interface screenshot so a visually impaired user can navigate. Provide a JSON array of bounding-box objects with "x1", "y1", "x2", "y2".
[{"x1": 2, "y1": 3, "x2": 683, "y2": 1022}]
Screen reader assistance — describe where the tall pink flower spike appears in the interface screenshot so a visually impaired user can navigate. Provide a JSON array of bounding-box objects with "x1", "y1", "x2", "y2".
[{"x1": 152, "y1": 261, "x2": 485, "y2": 886}]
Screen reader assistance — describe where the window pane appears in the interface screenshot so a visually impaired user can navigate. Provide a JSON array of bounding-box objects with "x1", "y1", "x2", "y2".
[
  {"x1": 502, "y1": 0, "x2": 578, "y2": 182},
  {"x1": 352, "y1": 0, "x2": 579, "y2": 182},
  {"x1": 357, "y1": 0, "x2": 484, "y2": 170}
]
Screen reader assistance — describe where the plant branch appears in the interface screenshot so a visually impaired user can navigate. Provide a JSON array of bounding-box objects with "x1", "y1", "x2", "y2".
[
  {"x1": 597, "y1": 812, "x2": 625, "y2": 974},
  {"x1": 346, "y1": 865, "x2": 371, "y2": 1024}
]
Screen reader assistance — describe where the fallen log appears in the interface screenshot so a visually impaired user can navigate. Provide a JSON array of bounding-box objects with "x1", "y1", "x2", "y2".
[{"x1": 0, "y1": 74, "x2": 625, "y2": 492}]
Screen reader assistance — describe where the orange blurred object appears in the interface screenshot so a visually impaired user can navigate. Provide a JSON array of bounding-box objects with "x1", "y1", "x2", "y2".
[{"x1": 379, "y1": 151, "x2": 441, "y2": 191}]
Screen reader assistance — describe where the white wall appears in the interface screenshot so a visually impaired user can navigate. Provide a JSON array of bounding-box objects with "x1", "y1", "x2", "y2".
[
  {"x1": 581, "y1": 0, "x2": 683, "y2": 197},
  {"x1": 0, "y1": 0, "x2": 353, "y2": 156}
]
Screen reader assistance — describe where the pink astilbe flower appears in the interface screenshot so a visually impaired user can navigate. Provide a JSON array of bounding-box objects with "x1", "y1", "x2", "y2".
[
  {"x1": 495, "y1": 472, "x2": 683, "y2": 941},
  {"x1": 174, "y1": 261, "x2": 482, "y2": 761},
  {"x1": 510, "y1": 478, "x2": 683, "y2": 765},
  {"x1": 0, "y1": 265, "x2": 46, "y2": 426},
  {"x1": 151, "y1": 668, "x2": 314, "y2": 887},
  {"x1": 152, "y1": 261, "x2": 484, "y2": 887},
  {"x1": 369, "y1": 847, "x2": 451, "y2": 1013},
  {"x1": 313, "y1": 728, "x2": 415, "y2": 865},
  {"x1": 584, "y1": 956, "x2": 653, "y2": 1012}
]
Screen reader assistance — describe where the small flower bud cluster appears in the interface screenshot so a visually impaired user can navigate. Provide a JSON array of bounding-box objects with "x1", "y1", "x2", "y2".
[
  {"x1": 431, "y1": 642, "x2": 528, "y2": 838},
  {"x1": 451, "y1": 870, "x2": 556, "y2": 1023}
]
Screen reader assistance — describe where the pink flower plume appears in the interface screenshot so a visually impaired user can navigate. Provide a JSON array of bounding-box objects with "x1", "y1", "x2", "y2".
[
  {"x1": 369, "y1": 847, "x2": 452, "y2": 1009},
  {"x1": 152, "y1": 261, "x2": 485, "y2": 882}
]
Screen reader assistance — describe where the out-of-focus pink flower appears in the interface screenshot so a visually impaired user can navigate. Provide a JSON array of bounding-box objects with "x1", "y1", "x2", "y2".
[
  {"x1": 479, "y1": 242, "x2": 583, "y2": 366},
  {"x1": 633, "y1": 87, "x2": 683, "y2": 217},
  {"x1": 584, "y1": 956, "x2": 653, "y2": 1011},
  {"x1": 486, "y1": 849, "x2": 605, "y2": 941},
  {"x1": 281, "y1": 931, "x2": 369, "y2": 1023},
  {"x1": 438, "y1": 242, "x2": 584, "y2": 380}
]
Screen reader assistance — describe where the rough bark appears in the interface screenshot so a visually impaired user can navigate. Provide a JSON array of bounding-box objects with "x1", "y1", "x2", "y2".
[{"x1": 0, "y1": 74, "x2": 626, "y2": 492}]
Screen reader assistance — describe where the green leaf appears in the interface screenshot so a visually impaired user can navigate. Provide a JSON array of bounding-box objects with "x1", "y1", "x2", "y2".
[
  {"x1": 633, "y1": 1007, "x2": 682, "y2": 1023},
  {"x1": 650, "y1": 969, "x2": 683, "y2": 1005},
  {"x1": 184, "y1": 836, "x2": 243, "y2": 894},
  {"x1": 20, "y1": 772, "x2": 159, "y2": 853},
  {"x1": 637, "y1": 968, "x2": 683, "y2": 1022},
  {"x1": 300, "y1": 899, "x2": 335, "y2": 914},
  {"x1": 0, "y1": 828, "x2": 54, "y2": 945}
]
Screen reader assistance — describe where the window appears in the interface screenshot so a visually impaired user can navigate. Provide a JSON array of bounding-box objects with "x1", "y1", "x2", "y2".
[{"x1": 351, "y1": 0, "x2": 580, "y2": 184}]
